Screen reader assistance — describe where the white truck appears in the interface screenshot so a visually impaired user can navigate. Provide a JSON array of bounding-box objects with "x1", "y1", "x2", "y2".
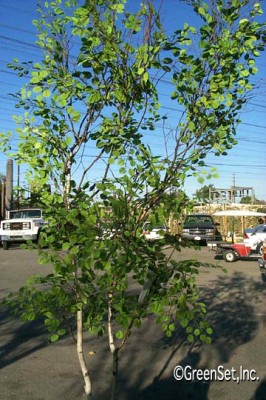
[{"x1": 0, "y1": 208, "x2": 44, "y2": 250}]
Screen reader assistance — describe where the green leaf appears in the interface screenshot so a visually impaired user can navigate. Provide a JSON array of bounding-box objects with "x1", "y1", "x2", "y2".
[
  {"x1": 169, "y1": 323, "x2": 175, "y2": 332},
  {"x1": 198, "y1": 7, "x2": 206, "y2": 16},
  {"x1": 43, "y1": 89, "x2": 51, "y2": 98},
  {"x1": 116, "y1": 330, "x2": 124, "y2": 339},
  {"x1": 45, "y1": 311, "x2": 54, "y2": 319},
  {"x1": 163, "y1": 57, "x2": 173, "y2": 64},
  {"x1": 50, "y1": 334, "x2": 59, "y2": 342},
  {"x1": 253, "y1": 50, "x2": 260, "y2": 57},
  {"x1": 240, "y1": 69, "x2": 249, "y2": 77},
  {"x1": 187, "y1": 334, "x2": 194, "y2": 342},
  {"x1": 70, "y1": 246, "x2": 79, "y2": 255},
  {"x1": 57, "y1": 328, "x2": 66, "y2": 336},
  {"x1": 143, "y1": 72, "x2": 149, "y2": 83},
  {"x1": 226, "y1": 92, "x2": 233, "y2": 106},
  {"x1": 110, "y1": 3, "x2": 124, "y2": 13},
  {"x1": 200, "y1": 333, "x2": 206, "y2": 342},
  {"x1": 62, "y1": 242, "x2": 71, "y2": 251},
  {"x1": 239, "y1": 18, "x2": 248, "y2": 25}
]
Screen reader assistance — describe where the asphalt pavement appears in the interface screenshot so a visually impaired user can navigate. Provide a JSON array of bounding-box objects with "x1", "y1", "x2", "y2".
[{"x1": 0, "y1": 245, "x2": 266, "y2": 400}]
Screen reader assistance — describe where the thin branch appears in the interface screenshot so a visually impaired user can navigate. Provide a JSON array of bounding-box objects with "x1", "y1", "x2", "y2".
[{"x1": 77, "y1": 148, "x2": 105, "y2": 191}]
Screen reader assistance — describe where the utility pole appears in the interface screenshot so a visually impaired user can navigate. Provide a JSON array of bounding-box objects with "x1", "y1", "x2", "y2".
[
  {"x1": 17, "y1": 163, "x2": 20, "y2": 209},
  {"x1": 232, "y1": 173, "x2": 236, "y2": 204},
  {"x1": 1, "y1": 178, "x2": 6, "y2": 220},
  {"x1": 5, "y1": 159, "x2": 13, "y2": 217}
]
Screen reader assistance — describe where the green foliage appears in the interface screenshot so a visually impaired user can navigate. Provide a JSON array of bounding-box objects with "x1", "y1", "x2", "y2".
[
  {"x1": 194, "y1": 184, "x2": 214, "y2": 204},
  {"x1": 240, "y1": 195, "x2": 254, "y2": 204},
  {"x1": 0, "y1": 0, "x2": 265, "y2": 397}
]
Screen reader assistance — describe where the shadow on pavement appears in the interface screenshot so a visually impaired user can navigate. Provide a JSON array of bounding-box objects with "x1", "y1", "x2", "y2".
[
  {"x1": 109, "y1": 272, "x2": 266, "y2": 400},
  {"x1": 1, "y1": 271, "x2": 266, "y2": 400},
  {"x1": 249, "y1": 378, "x2": 266, "y2": 400},
  {"x1": 0, "y1": 306, "x2": 48, "y2": 370}
]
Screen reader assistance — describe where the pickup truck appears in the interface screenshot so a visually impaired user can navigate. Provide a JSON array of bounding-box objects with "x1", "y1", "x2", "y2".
[
  {"x1": 0, "y1": 208, "x2": 44, "y2": 250},
  {"x1": 181, "y1": 214, "x2": 220, "y2": 244}
]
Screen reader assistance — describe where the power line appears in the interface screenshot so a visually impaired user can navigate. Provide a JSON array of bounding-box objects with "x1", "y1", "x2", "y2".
[
  {"x1": 0, "y1": 68, "x2": 17, "y2": 76},
  {"x1": 0, "y1": 35, "x2": 38, "y2": 49},
  {"x1": 249, "y1": 102, "x2": 266, "y2": 109},
  {"x1": 0, "y1": 23, "x2": 36, "y2": 36},
  {"x1": 0, "y1": 46, "x2": 40, "y2": 58},
  {"x1": 0, "y1": 80, "x2": 20, "y2": 87},
  {"x1": 238, "y1": 138, "x2": 266, "y2": 144},
  {"x1": 0, "y1": 3, "x2": 37, "y2": 16},
  {"x1": 241, "y1": 122, "x2": 266, "y2": 129},
  {"x1": 207, "y1": 162, "x2": 266, "y2": 168}
]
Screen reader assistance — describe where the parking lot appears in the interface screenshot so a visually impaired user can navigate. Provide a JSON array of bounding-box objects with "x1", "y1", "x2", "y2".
[{"x1": 1, "y1": 246, "x2": 266, "y2": 400}]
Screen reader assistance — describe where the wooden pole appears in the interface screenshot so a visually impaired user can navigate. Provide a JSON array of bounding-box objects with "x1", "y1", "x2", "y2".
[{"x1": 5, "y1": 159, "x2": 13, "y2": 217}]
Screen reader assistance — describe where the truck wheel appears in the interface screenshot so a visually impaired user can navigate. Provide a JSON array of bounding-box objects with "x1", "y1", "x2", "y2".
[
  {"x1": 223, "y1": 250, "x2": 237, "y2": 262},
  {"x1": 3, "y1": 241, "x2": 9, "y2": 250}
]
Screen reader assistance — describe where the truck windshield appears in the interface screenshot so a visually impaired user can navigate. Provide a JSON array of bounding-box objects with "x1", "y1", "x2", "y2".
[
  {"x1": 186, "y1": 216, "x2": 213, "y2": 224},
  {"x1": 10, "y1": 210, "x2": 42, "y2": 219}
]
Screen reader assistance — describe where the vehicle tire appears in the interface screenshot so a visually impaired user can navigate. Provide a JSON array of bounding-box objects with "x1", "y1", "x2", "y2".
[
  {"x1": 223, "y1": 250, "x2": 237, "y2": 262},
  {"x1": 256, "y1": 242, "x2": 263, "y2": 255},
  {"x1": 3, "y1": 241, "x2": 9, "y2": 250}
]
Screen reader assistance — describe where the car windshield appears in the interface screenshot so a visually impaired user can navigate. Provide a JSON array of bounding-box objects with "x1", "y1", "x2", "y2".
[
  {"x1": 143, "y1": 223, "x2": 166, "y2": 231},
  {"x1": 186, "y1": 216, "x2": 213, "y2": 224},
  {"x1": 10, "y1": 209, "x2": 42, "y2": 219},
  {"x1": 254, "y1": 225, "x2": 266, "y2": 233}
]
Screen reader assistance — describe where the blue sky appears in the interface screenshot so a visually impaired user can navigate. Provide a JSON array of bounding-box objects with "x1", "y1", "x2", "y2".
[{"x1": 0, "y1": 0, "x2": 265, "y2": 201}]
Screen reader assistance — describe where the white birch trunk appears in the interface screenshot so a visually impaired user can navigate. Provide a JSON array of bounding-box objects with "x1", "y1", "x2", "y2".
[
  {"x1": 108, "y1": 292, "x2": 119, "y2": 400},
  {"x1": 77, "y1": 309, "x2": 93, "y2": 399}
]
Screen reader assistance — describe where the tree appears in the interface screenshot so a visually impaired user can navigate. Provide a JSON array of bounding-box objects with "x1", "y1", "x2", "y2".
[
  {"x1": 194, "y1": 184, "x2": 214, "y2": 204},
  {"x1": 240, "y1": 195, "x2": 254, "y2": 204},
  {"x1": 240, "y1": 196, "x2": 266, "y2": 205},
  {"x1": 1, "y1": 0, "x2": 265, "y2": 398}
]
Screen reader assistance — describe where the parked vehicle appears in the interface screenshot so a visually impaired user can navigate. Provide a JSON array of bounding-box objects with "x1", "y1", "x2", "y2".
[
  {"x1": 244, "y1": 224, "x2": 263, "y2": 238},
  {"x1": 242, "y1": 224, "x2": 266, "y2": 256},
  {"x1": 181, "y1": 214, "x2": 220, "y2": 244},
  {"x1": 142, "y1": 223, "x2": 169, "y2": 240},
  {"x1": 216, "y1": 241, "x2": 262, "y2": 262},
  {"x1": 243, "y1": 236, "x2": 263, "y2": 255},
  {"x1": 257, "y1": 239, "x2": 266, "y2": 281},
  {"x1": 244, "y1": 224, "x2": 266, "y2": 241},
  {"x1": 0, "y1": 208, "x2": 44, "y2": 250},
  {"x1": 258, "y1": 257, "x2": 266, "y2": 282}
]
